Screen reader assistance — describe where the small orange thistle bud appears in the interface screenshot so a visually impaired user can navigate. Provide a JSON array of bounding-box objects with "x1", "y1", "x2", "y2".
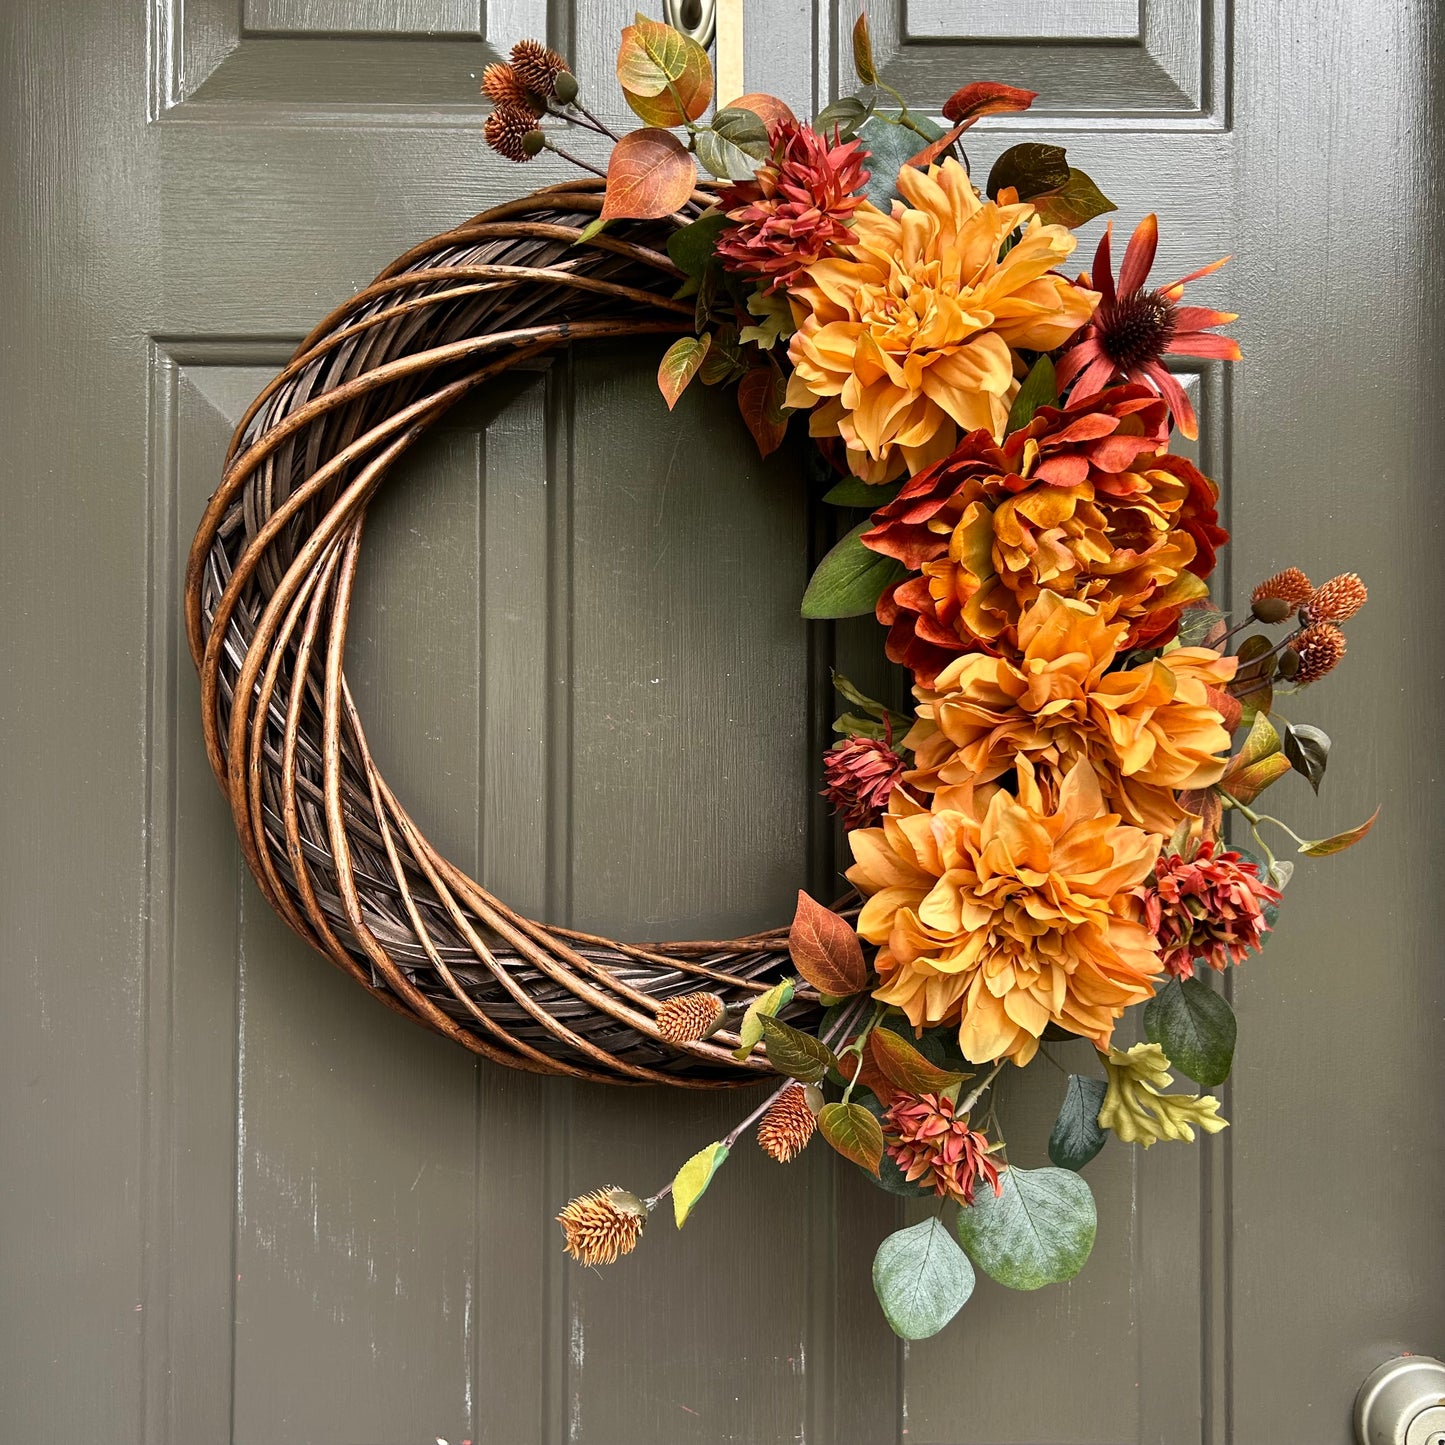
[
  {"x1": 656, "y1": 991, "x2": 727, "y2": 1045},
  {"x1": 757, "y1": 1084, "x2": 822, "y2": 1163},
  {"x1": 1251, "y1": 567, "x2": 1314, "y2": 617},
  {"x1": 483, "y1": 105, "x2": 540, "y2": 163},
  {"x1": 557, "y1": 1187, "x2": 647, "y2": 1266},
  {"x1": 1290, "y1": 622, "x2": 1347, "y2": 684},
  {"x1": 510, "y1": 38, "x2": 571, "y2": 99},
  {"x1": 1305, "y1": 572, "x2": 1368, "y2": 624},
  {"x1": 481, "y1": 62, "x2": 542, "y2": 114}
]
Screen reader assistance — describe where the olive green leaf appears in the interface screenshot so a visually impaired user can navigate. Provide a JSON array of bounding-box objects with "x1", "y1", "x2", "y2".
[
  {"x1": 656, "y1": 335, "x2": 710, "y2": 411},
  {"x1": 1029, "y1": 168, "x2": 1117, "y2": 229},
  {"x1": 955, "y1": 1166, "x2": 1096, "y2": 1290},
  {"x1": 759, "y1": 1013, "x2": 837, "y2": 1084},
  {"x1": 873, "y1": 1217, "x2": 975, "y2": 1339},
  {"x1": 1144, "y1": 976, "x2": 1237, "y2": 1088},
  {"x1": 1047, "y1": 1074, "x2": 1108, "y2": 1172},
  {"x1": 1298, "y1": 806, "x2": 1381, "y2": 856},
  {"x1": 731, "y1": 978, "x2": 795, "y2": 1061},
  {"x1": 986, "y1": 141, "x2": 1069, "y2": 201},
  {"x1": 821, "y1": 476, "x2": 902, "y2": 508},
  {"x1": 666, "y1": 210, "x2": 726, "y2": 281},
  {"x1": 738, "y1": 288, "x2": 794, "y2": 350},
  {"x1": 818, "y1": 1100, "x2": 884, "y2": 1175},
  {"x1": 851, "y1": 11, "x2": 878, "y2": 86},
  {"x1": 1097, "y1": 1042, "x2": 1229, "y2": 1148},
  {"x1": 814, "y1": 94, "x2": 872, "y2": 140},
  {"x1": 695, "y1": 106, "x2": 771, "y2": 181},
  {"x1": 672, "y1": 1140, "x2": 729, "y2": 1227},
  {"x1": 1283, "y1": 722, "x2": 1331, "y2": 793}
]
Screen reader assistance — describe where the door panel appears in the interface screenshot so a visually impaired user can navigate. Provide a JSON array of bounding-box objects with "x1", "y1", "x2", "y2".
[{"x1": 2, "y1": 2, "x2": 1441, "y2": 1444}]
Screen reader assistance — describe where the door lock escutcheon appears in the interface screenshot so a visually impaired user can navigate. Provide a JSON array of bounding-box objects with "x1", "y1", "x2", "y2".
[
  {"x1": 664, "y1": 0, "x2": 716, "y2": 47},
  {"x1": 1355, "y1": 1356, "x2": 1445, "y2": 1445}
]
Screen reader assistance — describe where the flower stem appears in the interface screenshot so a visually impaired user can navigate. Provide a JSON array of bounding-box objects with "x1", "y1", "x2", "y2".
[
  {"x1": 543, "y1": 137, "x2": 608, "y2": 179},
  {"x1": 956, "y1": 1059, "x2": 1007, "y2": 1118}
]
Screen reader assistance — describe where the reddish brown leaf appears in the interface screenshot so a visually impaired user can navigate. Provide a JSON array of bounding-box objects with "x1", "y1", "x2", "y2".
[
  {"x1": 847, "y1": 1039, "x2": 899, "y2": 1106},
  {"x1": 1206, "y1": 683, "x2": 1242, "y2": 735},
  {"x1": 600, "y1": 129, "x2": 698, "y2": 222},
  {"x1": 941, "y1": 81, "x2": 1038, "y2": 125},
  {"x1": 868, "y1": 1028, "x2": 966, "y2": 1095},
  {"x1": 851, "y1": 12, "x2": 877, "y2": 86},
  {"x1": 907, "y1": 82, "x2": 1037, "y2": 171},
  {"x1": 725, "y1": 92, "x2": 797, "y2": 127},
  {"x1": 788, "y1": 889, "x2": 868, "y2": 996},
  {"x1": 1178, "y1": 787, "x2": 1224, "y2": 841},
  {"x1": 737, "y1": 363, "x2": 789, "y2": 458}
]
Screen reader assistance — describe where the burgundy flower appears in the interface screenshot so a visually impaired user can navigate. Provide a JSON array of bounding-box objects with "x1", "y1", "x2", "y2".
[
  {"x1": 1056, "y1": 215, "x2": 1241, "y2": 441},
  {"x1": 821, "y1": 732, "x2": 906, "y2": 831},
  {"x1": 884, "y1": 1092, "x2": 1004, "y2": 1206},
  {"x1": 714, "y1": 121, "x2": 870, "y2": 291},
  {"x1": 1141, "y1": 840, "x2": 1279, "y2": 976}
]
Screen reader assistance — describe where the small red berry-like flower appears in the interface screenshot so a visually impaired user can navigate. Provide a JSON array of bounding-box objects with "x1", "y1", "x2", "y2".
[
  {"x1": 1140, "y1": 839, "x2": 1280, "y2": 977},
  {"x1": 1056, "y1": 214, "x2": 1240, "y2": 441},
  {"x1": 884, "y1": 1092, "x2": 1004, "y2": 1207},
  {"x1": 714, "y1": 120, "x2": 871, "y2": 292},
  {"x1": 821, "y1": 732, "x2": 906, "y2": 831}
]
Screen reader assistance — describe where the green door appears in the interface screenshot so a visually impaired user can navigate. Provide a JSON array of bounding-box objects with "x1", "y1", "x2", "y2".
[{"x1": 2, "y1": 2, "x2": 1439, "y2": 1442}]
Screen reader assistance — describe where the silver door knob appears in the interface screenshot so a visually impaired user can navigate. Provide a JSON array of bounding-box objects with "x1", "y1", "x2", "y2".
[
  {"x1": 1355, "y1": 1356, "x2": 1445, "y2": 1445},
  {"x1": 664, "y1": 0, "x2": 716, "y2": 47}
]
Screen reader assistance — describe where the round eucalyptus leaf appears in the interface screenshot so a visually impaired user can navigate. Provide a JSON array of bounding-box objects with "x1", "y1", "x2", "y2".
[
  {"x1": 872, "y1": 1217, "x2": 975, "y2": 1339},
  {"x1": 955, "y1": 1166, "x2": 1096, "y2": 1290}
]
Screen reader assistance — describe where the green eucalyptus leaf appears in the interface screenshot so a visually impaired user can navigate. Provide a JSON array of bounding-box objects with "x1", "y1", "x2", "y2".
[
  {"x1": 815, "y1": 94, "x2": 872, "y2": 140},
  {"x1": 672, "y1": 1141, "x2": 729, "y2": 1227},
  {"x1": 801, "y1": 521, "x2": 907, "y2": 619},
  {"x1": 695, "y1": 108, "x2": 771, "y2": 181},
  {"x1": 1047, "y1": 1075, "x2": 1108, "y2": 1172},
  {"x1": 1283, "y1": 723, "x2": 1331, "y2": 794},
  {"x1": 1006, "y1": 354, "x2": 1058, "y2": 434},
  {"x1": 857, "y1": 112, "x2": 945, "y2": 211},
  {"x1": 759, "y1": 1014, "x2": 837, "y2": 1084},
  {"x1": 956, "y1": 1166, "x2": 1096, "y2": 1290},
  {"x1": 873, "y1": 1217, "x2": 975, "y2": 1339},
  {"x1": 1143, "y1": 975, "x2": 1237, "y2": 1088}
]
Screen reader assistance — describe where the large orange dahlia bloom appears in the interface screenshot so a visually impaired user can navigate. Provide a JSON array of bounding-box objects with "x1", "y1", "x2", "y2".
[
  {"x1": 847, "y1": 760, "x2": 1163, "y2": 1065},
  {"x1": 906, "y1": 590, "x2": 1237, "y2": 834},
  {"x1": 864, "y1": 385, "x2": 1226, "y2": 682},
  {"x1": 783, "y1": 157, "x2": 1097, "y2": 483}
]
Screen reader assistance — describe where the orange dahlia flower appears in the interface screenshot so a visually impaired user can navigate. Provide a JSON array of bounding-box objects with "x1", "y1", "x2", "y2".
[
  {"x1": 863, "y1": 384, "x2": 1226, "y2": 682},
  {"x1": 783, "y1": 157, "x2": 1098, "y2": 483},
  {"x1": 906, "y1": 591, "x2": 1237, "y2": 834},
  {"x1": 847, "y1": 760, "x2": 1163, "y2": 1065}
]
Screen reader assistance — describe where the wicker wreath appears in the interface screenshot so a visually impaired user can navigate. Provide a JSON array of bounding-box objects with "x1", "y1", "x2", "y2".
[{"x1": 184, "y1": 179, "x2": 823, "y2": 1087}]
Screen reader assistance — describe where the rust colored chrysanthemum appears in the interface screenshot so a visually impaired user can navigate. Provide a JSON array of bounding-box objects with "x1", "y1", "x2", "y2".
[
  {"x1": 656, "y1": 991, "x2": 726, "y2": 1045},
  {"x1": 510, "y1": 38, "x2": 570, "y2": 99},
  {"x1": 481, "y1": 61, "x2": 541, "y2": 114},
  {"x1": 1290, "y1": 622, "x2": 1347, "y2": 684},
  {"x1": 714, "y1": 120, "x2": 871, "y2": 292},
  {"x1": 1251, "y1": 567, "x2": 1314, "y2": 614},
  {"x1": 1140, "y1": 839, "x2": 1279, "y2": 976},
  {"x1": 821, "y1": 733, "x2": 907, "y2": 831},
  {"x1": 557, "y1": 1187, "x2": 647, "y2": 1266},
  {"x1": 757, "y1": 1084, "x2": 820, "y2": 1163},
  {"x1": 1305, "y1": 572, "x2": 1368, "y2": 625},
  {"x1": 884, "y1": 1092, "x2": 1004, "y2": 1206},
  {"x1": 483, "y1": 105, "x2": 539, "y2": 163}
]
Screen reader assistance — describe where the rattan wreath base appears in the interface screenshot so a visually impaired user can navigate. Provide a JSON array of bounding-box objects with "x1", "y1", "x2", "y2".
[{"x1": 183, "y1": 179, "x2": 834, "y2": 1086}]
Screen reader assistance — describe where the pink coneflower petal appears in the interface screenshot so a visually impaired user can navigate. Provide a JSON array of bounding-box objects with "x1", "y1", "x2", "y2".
[
  {"x1": 1054, "y1": 337, "x2": 1103, "y2": 390},
  {"x1": 1160, "y1": 255, "x2": 1231, "y2": 297},
  {"x1": 1116, "y1": 213, "x2": 1159, "y2": 296},
  {"x1": 1142, "y1": 361, "x2": 1197, "y2": 440},
  {"x1": 1168, "y1": 331, "x2": 1244, "y2": 361},
  {"x1": 1090, "y1": 224, "x2": 1116, "y2": 305},
  {"x1": 1171, "y1": 305, "x2": 1238, "y2": 331}
]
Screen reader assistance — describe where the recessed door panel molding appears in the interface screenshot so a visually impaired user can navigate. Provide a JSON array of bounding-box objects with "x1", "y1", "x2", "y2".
[
  {"x1": 242, "y1": 0, "x2": 485, "y2": 36},
  {"x1": 831, "y1": 0, "x2": 1223, "y2": 123}
]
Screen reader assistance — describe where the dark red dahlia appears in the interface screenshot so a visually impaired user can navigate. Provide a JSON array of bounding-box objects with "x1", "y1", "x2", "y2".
[
  {"x1": 821, "y1": 732, "x2": 906, "y2": 831},
  {"x1": 714, "y1": 121, "x2": 870, "y2": 291}
]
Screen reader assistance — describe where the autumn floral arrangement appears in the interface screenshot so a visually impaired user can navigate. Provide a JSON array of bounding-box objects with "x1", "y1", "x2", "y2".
[{"x1": 482, "y1": 19, "x2": 1376, "y2": 1339}]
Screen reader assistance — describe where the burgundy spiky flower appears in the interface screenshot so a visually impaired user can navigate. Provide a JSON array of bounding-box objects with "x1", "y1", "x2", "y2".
[
  {"x1": 714, "y1": 121, "x2": 870, "y2": 292},
  {"x1": 1056, "y1": 214, "x2": 1240, "y2": 441},
  {"x1": 1140, "y1": 839, "x2": 1279, "y2": 977},
  {"x1": 884, "y1": 1092, "x2": 1004, "y2": 1207},
  {"x1": 821, "y1": 731, "x2": 906, "y2": 831}
]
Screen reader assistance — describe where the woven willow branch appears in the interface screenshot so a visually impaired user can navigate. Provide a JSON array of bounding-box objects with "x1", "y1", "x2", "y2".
[{"x1": 184, "y1": 180, "x2": 824, "y2": 1086}]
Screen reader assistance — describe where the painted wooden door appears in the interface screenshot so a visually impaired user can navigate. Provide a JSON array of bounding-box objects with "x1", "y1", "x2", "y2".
[{"x1": 2, "y1": 1, "x2": 1440, "y2": 1442}]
